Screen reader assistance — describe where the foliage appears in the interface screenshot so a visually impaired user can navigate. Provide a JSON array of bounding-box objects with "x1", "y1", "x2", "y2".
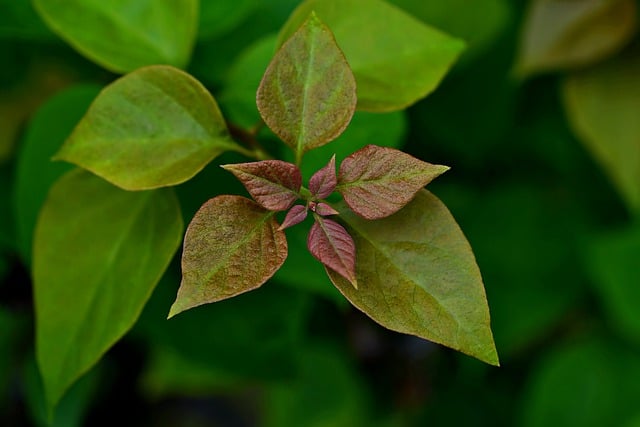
[{"x1": 1, "y1": 0, "x2": 640, "y2": 425}]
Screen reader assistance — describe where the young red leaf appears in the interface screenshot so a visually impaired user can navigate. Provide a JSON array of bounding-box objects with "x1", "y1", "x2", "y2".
[
  {"x1": 169, "y1": 196, "x2": 288, "y2": 317},
  {"x1": 310, "y1": 202, "x2": 339, "y2": 216},
  {"x1": 256, "y1": 13, "x2": 357, "y2": 164},
  {"x1": 337, "y1": 145, "x2": 450, "y2": 219},
  {"x1": 222, "y1": 160, "x2": 302, "y2": 211},
  {"x1": 307, "y1": 216, "x2": 357, "y2": 288},
  {"x1": 309, "y1": 155, "x2": 337, "y2": 198},
  {"x1": 279, "y1": 205, "x2": 308, "y2": 231}
]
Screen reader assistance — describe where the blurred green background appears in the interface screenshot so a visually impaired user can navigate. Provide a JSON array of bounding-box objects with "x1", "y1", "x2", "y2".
[{"x1": 2, "y1": 0, "x2": 640, "y2": 425}]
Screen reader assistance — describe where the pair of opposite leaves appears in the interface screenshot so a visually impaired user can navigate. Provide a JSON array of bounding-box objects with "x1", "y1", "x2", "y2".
[{"x1": 169, "y1": 13, "x2": 448, "y2": 316}]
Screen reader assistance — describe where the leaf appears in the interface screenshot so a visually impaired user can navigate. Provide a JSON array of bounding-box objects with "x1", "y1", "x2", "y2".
[
  {"x1": 309, "y1": 155, "x2": 337, "y2": 198},
  {"x1": 257, "y1": 12, "x2": 357, "y2": 164},
  {"x1": 278, "y1": 0, "x2": 465, "y2": 111},
  {"x1": 516, "y1": 0, "x2": 637, "y2": 76},
  {"x1": 337, "y1": 145, "x2": 449, "y2": 219},
  {"x1": 327, "y1": 190, "x2": 498, "y2": 365},
  {"x1": 198, "y1": 0, "x2": 258, "y2": 40},
  {"x1": 34, "y1": 169, "x2": 183, "y2": 413},
  {"x1": 55, "y1": 65, "x2": 239, "y2": 191},
  {"x1": 222, "y1": 160, "x2": 302, "y2": 211},
  {"x1": 562, "y1": 50, "x2": 640, "y2": 213},
  {"x1": 279, "y1": 205, "x2": 308, "y2": 231},
  {"x1": 311, "y1": 202, "x2": 339, "y2": 216},
  {"x1": 169, "y1": 195, "x2": 288, "y2": 317},
  {"x1": 33, "y1": 0, "x2": 198, "y2": 73},
  {"x1": 308, "y1": 216, "x2": 357, "y2": 288},
  {"x1": 585, "y1": 225, "x2": 640, "y2": 345},
  {"x1": 13, "y1": 84, "x2": 101, "y2": 264}
]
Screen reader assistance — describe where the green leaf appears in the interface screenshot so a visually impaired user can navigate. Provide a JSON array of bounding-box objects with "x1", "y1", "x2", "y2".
[
  {"x1": 0, "y1": 0, "x2": 55, "y2": 40},
  {"x1": 585, "y1": 225, "x2": 640, "y2": 344},
  {"x1": 516, "y1": 0, "x2": 637, "y2": 76},
  {"x1": 55, "y1": 65, "x2": 238, "y2": 191},
  {"x1": 198, "y1": 0, "x2": 258, "y2": 40},
  {"x1": 257, "y1": 12, "x2": 357, "y2": 164},
  {"x1": 13, "y1": 84, "x2": 101, "y2": 264},
  {"x1": 562, "y1": 50, "x2": 640, "y2": 213},
  {"x1": 34, "y1": 169, "x2": 183, "y2": 413},
  {"x1": 327, "y1": 190, "x2": 498, "y2": 365},
  {"x1": 337, "y1": 145, "x2": 449, "y2": 219},
  {"x1": 520, "y1": 338, "x2": 640, "y2": 427},
  {"x1": 169, "y1": 195, "x2": 288, "y2": 317},
  {"x1": 279, "y1": 0, "x2": 465, "y2": 111},
  {"x1": 33, "y1": 0, "x2": 198, "y2": 73}
]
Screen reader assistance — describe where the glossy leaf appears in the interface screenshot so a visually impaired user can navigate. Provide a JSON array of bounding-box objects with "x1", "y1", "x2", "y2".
[
  {"x1": 309, "y1": 155, "x2": 337, "y2": 199},
  {"x1": 222, "y1": 160, "x2": 302, "y2": 211},
  {"x1": 327, "y1": 190, "x2": 498, "y2": 365},
  {"x1": 55, "y1": 65, "x2": 238, "y2": 191},
  {"x1": 337, "y1": 145, "x2": 449, "y2": 219},
  {"x1": 33, "y1": 0, "x2": 198, "y2": 73},
  {"x1": 170, "y1": 196, "x2": 288, "y2": 317},
  {"x1": 562, "y1": 50, "x2": 640, "y2": 213},
  {"x1": 34, "y1": 169, "x2": 183, "y2": 412},
  {"x1": 516, "y1": 0, "x2": 637, "y2": 76},
  {"x1": 279, "y1": 205, "x2": 308, "y2": 231},
  {"x1": 279, "y1": 0, "x2": 465, "y2": 111},
  {"x1": 257, "y1": 13, "x2": 357, "y2": 164},
  {"x1": 308, "y1": 216, "x2": 357, "y2": 288},
  {"x1": 13, "y1": 85, "x2": 100, "y2": 264}
]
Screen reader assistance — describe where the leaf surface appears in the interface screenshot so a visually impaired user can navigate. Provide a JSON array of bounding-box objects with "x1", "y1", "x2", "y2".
[
  {"x1": 278, "y1": 0, "x2": 465, "y2": 111},
  {"x1": 279, "y1": 205, "x2": 308, "y2": 231},
  {"x1": 33, "y1": 0, "x2": 198, "y2": 73},
  {"x1": 222, "y1": 160, "x2": 302, "y2": 211},
  {"x1": 170, "y1": 196, "x2": 288, "y2": 317},
  {"x1": 562, "y1": 50, "x2": 640, "y2": 213},
  {"x1": 308, "y1": 216, "x2": 357, "y2": 287},
  {"x1": 309, "y1": 155, "x2": 337, "y2": 199},
  {"x1": 516, "y1": 0, "x2": 637, "y2": 76},
  {"x1": 257, "y1": 13, "x2": 356, "y2": 164},
  {"x1": 338, "y1": 145, "x2": 449, "y2": 219},
  {"x1": 34, "y1": 169, "x2": 183, "y2": 412},
  {"x1": 328, "y1": 190, "x2": 498, "y2": 365},
  {"x1": 55, "y1": 65, "x2": 238, "y2": 191}
]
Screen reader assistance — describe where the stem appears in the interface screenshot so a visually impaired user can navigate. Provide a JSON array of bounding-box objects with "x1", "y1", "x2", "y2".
[{"x1": 227, "y1": 121, "x2": 272, "y2": 160}]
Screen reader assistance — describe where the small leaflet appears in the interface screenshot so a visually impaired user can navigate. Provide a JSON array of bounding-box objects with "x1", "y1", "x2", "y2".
[
  {"x1": 279, "y1": 205, "x2": 308, "y2": 231},
  {"x1": 307, "y1": 216, "x2": 357, "y2": 288},
  {"x1": 309, "y1": 155, "x2": 337, "y2": 199},
  {"x1": 222, "y1": 160, "x2": 302, "y2": 211}
]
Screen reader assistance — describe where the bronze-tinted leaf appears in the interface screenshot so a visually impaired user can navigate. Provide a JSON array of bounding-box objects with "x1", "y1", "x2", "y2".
[
  {"x1": 307, "y1": 216, "x2": 357, "y2": 288},
  {"x1": 169, "y1": 196, "x2": 288, "y2": 317},
  {"x1": 311, "y1": 202, "x2": 339, "y2": 216},
  {"x1": 256, "y1": 13, "x2": 356, "y2": 164},
  {"x1": 337, "y1": 145, "x2": 449, "y2": 219},
  {"x1": 309, "y1": 155, "x2": 337, "y2": 199},
  {"x1": 328, "y1": 190, "x2": 498, "y2": 365},
  {"x1": 222, "y1": 160, "x2": 302, "y2": 211},
  {"x1": 279, "y1": 205, "x2": 308, "y2": 231}
]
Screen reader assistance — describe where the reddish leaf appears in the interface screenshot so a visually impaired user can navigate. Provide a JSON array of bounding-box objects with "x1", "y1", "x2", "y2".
[
  {"x1": 307, "y1": 216, "x2": 357, "y2": 288},
  {"x1": 310, "y1": 202, "x2": 339, "y2": 216},
  {"x1": 337, "y1": 145, "x2": 449, "y2": 219},
  {"x1": 222, "y1": 160, "x2": 301, "y2": 211},
  {"x1": 309, "y1": 155, "x2": 337, "y2": 198},
  {"x1": 279, "y1": 205, "x2": 308, "y2": 231},
  {"x1": 169, "y1": 196, "x2": 288, "y2": 317}
]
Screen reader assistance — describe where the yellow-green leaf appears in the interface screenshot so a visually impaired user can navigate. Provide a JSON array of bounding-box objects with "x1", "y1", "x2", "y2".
[
  {"x1": 34, "y1": 169, "x2": 183, "y2": 413},
  {"x1": 55, "y1": 65, "x2": 239, "y2": 191},
  {"x1": 516, "y1": 0, "x2": 637, "y2": 76},
  {"x1": 562, "y1": 50, "x2": 640, "y2": 213},
  {"x1": 328, "y1": 190, "x2": 498, "y2": 365},
  {"x1": 33, "y1": 0, "x2": 198, "y2": 73},
  {"x1": 278, "y1": 0, "x2": 465, "y2": 112}
]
